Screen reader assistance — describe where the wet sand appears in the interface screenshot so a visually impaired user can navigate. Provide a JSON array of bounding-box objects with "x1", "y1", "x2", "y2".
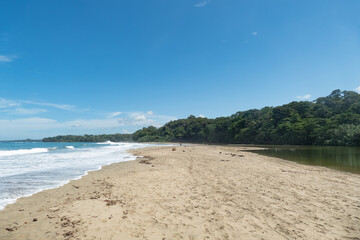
[{"x1": 0, "y1": 145, "x2": 359, "y2": 240}]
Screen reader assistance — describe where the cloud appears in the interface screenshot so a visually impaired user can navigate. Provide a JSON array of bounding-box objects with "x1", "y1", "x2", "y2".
[
  {"x1": 22, "y1": 100, "x2": 76, "y2": 111},
  {"x1": 195, "y1": 1, "x2": 208, "y2": 7},
  {"x1": 1, "y1": 108, "x2": 47, "y2": 115},
  {"x1": 0, "y1": 117, "x2": 57, "y2": 128},
  {"x1": 355, "y1": 86, "x2": 360, "y2": 94},
  {"x1": 0, "y1": 98, "x2": 20, "y2": 108},
  {"x1": 108, "y1": 111, "x2": 122, "y2": 118},
  {"x1": 0, "y1": 55, "x2": 15, "y2": 63},
  {"x1": 252, "y1": 32, "x2": 258, "y2": 36},
  {"x1": 198, "y1": 114, "x2": 206, "y2": 118},
  {"x1": 0, "y1": 97, "x2": 79, "y2": 116},
  {"x1": 129, "y1": 112, "x2": 147, "y2": 121},
  {"x1": 296, "y1": 94, "x2": 311, "y2": 100},
  {"x1": 3, "y1": 112, "x2": 174, "y2": 130},
  {"x1": 0, "y1": 105, "x2": 177, "y2": 139}
]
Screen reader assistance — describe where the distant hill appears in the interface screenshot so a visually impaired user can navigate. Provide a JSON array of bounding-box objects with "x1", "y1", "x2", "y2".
[
  {"x1": 43, "y1": 89, "x2": 360, "y2": 146},
  {"x1": 0, "y1": 139, "x2": 42, "y2": 142},
  {"x1": 132, "y1": 89, "x2": 360, "y2": 146},
  {"x1": 42, "y1": 134, "x2": 132, "y2": 143}
]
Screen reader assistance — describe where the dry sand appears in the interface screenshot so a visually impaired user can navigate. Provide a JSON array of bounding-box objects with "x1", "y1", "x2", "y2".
[{"x1": 0, "y1": 145, "x2": 359, "y2": 240}]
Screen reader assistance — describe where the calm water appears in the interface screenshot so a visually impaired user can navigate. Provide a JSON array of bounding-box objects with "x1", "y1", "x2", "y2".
[{"x1": 246, "y1": 145, "x2": 360, "y2": 174}]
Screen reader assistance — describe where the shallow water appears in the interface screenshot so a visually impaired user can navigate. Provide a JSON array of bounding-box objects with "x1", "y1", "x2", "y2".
[
  {"x1": 0, "y1": 141, "x2": 160, "y2": 210},
  {"x1": 246, "y1": 145, "x2": 360, "y2": 174}
]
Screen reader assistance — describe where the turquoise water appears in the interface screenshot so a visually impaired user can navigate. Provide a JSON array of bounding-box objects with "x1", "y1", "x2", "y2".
[
  {"x1": 246, "y1": 145, "x2": 360, "y2": 174},
  {"x1": 0, "y1": 141, "x2": 101, "y2": 151}
]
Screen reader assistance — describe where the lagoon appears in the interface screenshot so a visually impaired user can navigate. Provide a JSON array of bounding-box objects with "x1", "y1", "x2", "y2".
[{"x1": 246, "y1": 145, "x2": 360, "y2": 174}]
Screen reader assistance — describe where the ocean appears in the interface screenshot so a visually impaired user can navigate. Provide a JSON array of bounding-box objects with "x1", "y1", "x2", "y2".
[{"x1": 0, "y1": 141, "x2": 157, "y2": 210}]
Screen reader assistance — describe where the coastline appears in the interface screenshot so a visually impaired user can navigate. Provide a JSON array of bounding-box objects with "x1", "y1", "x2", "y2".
[
  {"x1": 0, "y1": 144, "x2": 359, "y2": 239},
  {"x1": 0, "y1": 143, "x2": 141, "y2": 211}
]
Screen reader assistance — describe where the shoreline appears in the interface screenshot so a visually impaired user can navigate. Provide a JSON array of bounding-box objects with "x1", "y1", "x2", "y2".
[
  {"x1": 0, "y1": 142, "x2": 160, "y2": 211},
  {"x1": 1, "y1": 145, "x2": 359, "y2": 239},
  {"x1": 0, "y1": 151, "x2": 138, "y2": 212}
]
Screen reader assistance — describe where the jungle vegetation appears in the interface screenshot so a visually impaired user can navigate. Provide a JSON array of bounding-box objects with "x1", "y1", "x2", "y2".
[
  {"x1": 42, "y1": 133, "x2": 132, "y2": 142},
  {"x1": 44, "y1": 90, "x2": 360, "y2": 146}
]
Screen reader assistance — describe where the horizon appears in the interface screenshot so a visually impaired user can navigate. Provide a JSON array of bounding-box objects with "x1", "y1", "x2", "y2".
[
  {"x1": 1, "y1": 88, "x2": 359, "y2": 141},
  {"x1": 1, "y1": 0, "x2": 360, "y2": 140}
]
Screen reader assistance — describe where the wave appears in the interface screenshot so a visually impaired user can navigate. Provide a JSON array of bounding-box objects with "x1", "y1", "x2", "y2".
[
  {"x1": 96, "y1": 141, "x2": 119, "y2": 145},
  {"x1": 65, "y1": 146, "x2": 74, "y2": 149},
  {"x1": 0, "y1": 142, "x2": 153, "y2": 210},
  {"x1": 0, "y1": 148, "x2": 49, "y2": 157}
]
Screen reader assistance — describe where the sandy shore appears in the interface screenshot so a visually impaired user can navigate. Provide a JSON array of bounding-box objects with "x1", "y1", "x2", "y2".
[{"x1": 0, "y1": 145, "x2": 359, "y2": 240}]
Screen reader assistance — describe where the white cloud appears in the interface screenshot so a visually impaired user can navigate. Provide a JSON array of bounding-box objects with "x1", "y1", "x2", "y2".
[
  {"x1": 22, "y1": 100, "x2": 76, "y2": 111},
  {"x1": 147, "y1": 111, "x2": 154, "y2": 115},
  {"x1": 252, "y1": 32, "x2": 258, "y2": 36},
  {"x1": 108, "y1": 111, "x2": 122, "y2": 118},
  {"x1": 0, "y1": 117, "x2": 57, "y2": 128},
  {"x1": 0, "y1": 55, "x2": 15, "y2": 62},
  {"x1": 0, "y1": 97, "x2": 79, "y2": 115},
  {"x1": 0, "y1": 112, "x2": 175, "y2": 131},
  {"x1": 198, "y1": 114, "x2": 205, "y2": 118},
  {"x1": 0, "y1": 98, "x2": 20, "y2": 108},
  {"x1": 130, "y1": 112, "x2": 147, "y2": 121},
  {"x1": 195, "y1": 1, "x2": 208, "y2": 7},
  {"x1": 296, "y1": 94, "x2": 311, "y2": 100},
  {"x1": 355, "y1": 86, "x2": 360, "y2": 93},
  {"x1": 1, "y1": 108, "x2": 47, "y2": 115},
  {"x1": 0, "y1": 107, "x2": 177, "y2": 139}
]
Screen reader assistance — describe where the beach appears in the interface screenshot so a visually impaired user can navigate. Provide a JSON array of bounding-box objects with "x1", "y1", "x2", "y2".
[{"x1": 0, "y1": 144, "x2": 359, "y2": 240}]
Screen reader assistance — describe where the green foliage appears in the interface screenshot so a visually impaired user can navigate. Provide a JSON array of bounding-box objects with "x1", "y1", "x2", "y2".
[
  {"x1": 42, "y1": 133, "x2": 132, "y2": 142},
  {"x1": 130, "y1": 90, "x2": 360, "y2": 146},
  {"x1": 325, "y1": 124, "x2": 360, "y2": 146},
  {"x1": 43, "y1": 90, "x2": 360, "y2": 146}
]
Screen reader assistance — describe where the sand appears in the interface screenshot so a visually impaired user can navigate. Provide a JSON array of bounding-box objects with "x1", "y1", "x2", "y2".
[{"x1": 0, "y1": 144, "x2": 359, "y2": 240}]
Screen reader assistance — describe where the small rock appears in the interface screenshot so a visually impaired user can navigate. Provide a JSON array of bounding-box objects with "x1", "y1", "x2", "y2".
[
  {"x1": 33, "y1": 218, "x2": 38, "y2": 222},
  {"x1": 5, "y1": 227, "x2": 17, "y2": 232},
  {"x1": 49, "y1": 207, "x2": 60, "y2": 212}
]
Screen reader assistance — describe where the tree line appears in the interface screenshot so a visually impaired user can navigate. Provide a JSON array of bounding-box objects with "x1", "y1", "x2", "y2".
[
  {"x1": 43, "y1": 133, "x2": 132, "y2": 142},
  {"x1": 43, "y1": 90, "x2": 360, "y2": 146}
]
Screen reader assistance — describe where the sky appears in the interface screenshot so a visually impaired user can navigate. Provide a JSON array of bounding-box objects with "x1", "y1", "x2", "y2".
[{"x1": 0, "y1": 0, "x2": 360, "y2": 140}]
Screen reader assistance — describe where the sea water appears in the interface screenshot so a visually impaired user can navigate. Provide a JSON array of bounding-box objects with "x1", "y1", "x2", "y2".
[{"x1": 0, "y1": 141, "x2": 157, "y2": 210}]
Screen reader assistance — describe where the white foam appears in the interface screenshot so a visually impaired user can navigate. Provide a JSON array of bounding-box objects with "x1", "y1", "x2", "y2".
[
  {"x1": 0, "y1": 142, "x2": 157, "y2": 211},
  {"x1": 0, "y1": 148, "x2": 49, "y2": 157},
  {"x1": 96, "y1": 140, "x2": 123, "y2": 145},
  {"x1": 96, "y1": 140, "x2": 113, "y2": 144}
]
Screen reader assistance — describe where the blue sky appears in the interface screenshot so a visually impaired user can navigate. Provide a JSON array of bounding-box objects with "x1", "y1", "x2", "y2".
[{"x1": 0, "y1": 0, "x2": 359, "y2": 140}]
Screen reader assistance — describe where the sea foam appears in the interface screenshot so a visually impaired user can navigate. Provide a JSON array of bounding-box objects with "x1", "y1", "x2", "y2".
[
  {"x1": 0, "y1": 142, "x2": 158, "y2": 210},
  {"x1": 0, "y1": 148, "x2": 49, "y2": 157}
]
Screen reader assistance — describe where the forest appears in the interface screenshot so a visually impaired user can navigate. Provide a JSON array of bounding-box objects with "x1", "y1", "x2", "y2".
[
  {"x1": 44, "y1": 90, "x2": 360, "y2": 146},
  {"x1": 42, "y1": 133, "x2": 132, "y2": 142}
]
